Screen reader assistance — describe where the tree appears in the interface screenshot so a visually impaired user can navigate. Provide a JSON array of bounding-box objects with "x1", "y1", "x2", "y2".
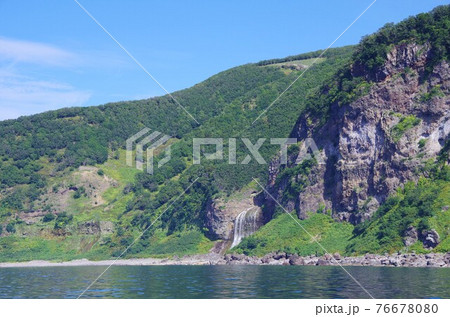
[
  {"x1": 6, "y1": 223, "x2": 15, "y2": 233},
  {"x1": 43, "y1": 213, "x2": 56, "y2": 223}
]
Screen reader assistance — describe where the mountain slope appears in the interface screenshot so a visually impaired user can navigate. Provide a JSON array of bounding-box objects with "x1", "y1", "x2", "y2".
[
  {"x1": 0, "y1": 43, "x2": 354, "y2": 260},
  {"x1": 238, "y1": 5, "x2": 450, "y2": 256},
  {"x1": 0, "y1": 5, "x2": 449, "y2": 261}
]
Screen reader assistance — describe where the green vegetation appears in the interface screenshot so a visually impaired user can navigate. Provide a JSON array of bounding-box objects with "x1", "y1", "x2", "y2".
[
  {"x1": 419, "y1": 85, "x2": 445, "y2": 102},
  {"x1": 0, "y1": 6, "x2": 449, "y2": 261},
  {"x1": 54, "y1": 212, "x2": 73, "y2": 230},
  {"x1": 391, "y1": 115, "x2": 421, "y2": 142},
  {"x1": 256, "y1": 46, "x2": 355, "y2": 66},
  {"x1": 418, "y1": 139, "x2": 427, "y2": 149},
  {"x1": 236, "y1": 168, "x2": 449, "y2": 256},
  {"x1": 353, "y1": 5, "x2": 449, "y2": 76},
  {"x1": 42, "y1": 213, "x2": 55, "y2": 223},
  {"x1": 237, "y1": 144, "x2": 450, "y2": 256},
  {"x1": 233, "y1": 212, "x2": 354, "y2": 256},
  {"x1": 6, "y1": 223, "x2": 15, "y2": 233},
  {"x1": 347, "y1": 173, "x2": 450, "y2": 254}
]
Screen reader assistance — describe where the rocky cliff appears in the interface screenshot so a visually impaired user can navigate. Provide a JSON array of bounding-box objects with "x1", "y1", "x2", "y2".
[
  {"x1": 205, "y1": 188, "x2": 264, "y2": 252},
  {"x1": 266, "y1": 42, "x2": 449, "y2": 224}
]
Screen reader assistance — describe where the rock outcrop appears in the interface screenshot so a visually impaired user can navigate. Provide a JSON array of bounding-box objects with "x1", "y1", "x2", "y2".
[
  {"x1": 221, "y1": 252, "x2": 450, "y2": 268},
  {"x1": 78, "y1": 221, "x2": 114, "y2": 235},
  {"x1": 403, "y1": 226, "x2": 418, "y2": 247},
  {"x1": 204, "y1": 189, "x2": 263, "y2": 251},
  {"x1": 266, "y1": 43, "x2": 450, "y2": 224},
  {"x1": 422, "y1": 229, "x2": 440, "y2": 249}
]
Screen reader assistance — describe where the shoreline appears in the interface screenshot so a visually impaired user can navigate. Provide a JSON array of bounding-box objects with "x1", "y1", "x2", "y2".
[{"x1": 1, "y1": 252, "x2": 449, "y2": 268}]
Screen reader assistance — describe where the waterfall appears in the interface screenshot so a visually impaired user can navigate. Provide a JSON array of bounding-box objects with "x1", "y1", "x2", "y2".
[{"x1": 230, "y1": 207, "x2": 259, "y2": 248}]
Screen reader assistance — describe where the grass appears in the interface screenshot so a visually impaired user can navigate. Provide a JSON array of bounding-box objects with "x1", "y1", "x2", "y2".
[
  {"x1": 430, "y1": 182, "x2": 450, "y2": 252},
  {"x1": 347, "y1": 177, "x2": 450, "y2": 255},
  {"x1": 233, "y1": 212, "x2": 354, "y2": 256},
  {"x1": 265, "y1": 58, "x2": 326, "y2": 74},
  {"x1": 391, "y1": 115, "x2": 421, "y2": 142},
  {"x1": 419, "y1": 85, "x2": 444, "y2": 102},
  {"x1": 0, "y1": 235, "x2": 111, "y2": 262},
  {"x1": 97, "y1": 149, "x2": 140, "y2": 187},
  {"x1": 131, "y1": 229, "x2": 214, "y2": 258}
]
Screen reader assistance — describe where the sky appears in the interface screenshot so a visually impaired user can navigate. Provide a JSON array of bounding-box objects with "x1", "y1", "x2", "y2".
[{"x1": 0, "y1": 0, "x2": 448, "y2": 120}]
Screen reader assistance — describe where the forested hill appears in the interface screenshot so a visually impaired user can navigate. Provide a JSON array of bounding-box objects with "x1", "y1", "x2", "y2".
[
  {"x1": 0, "y1": 41, "x2": 354, "y2": 260},
  {"x1": 0, "y1": 5, "x2": 449, "y2": 262}
]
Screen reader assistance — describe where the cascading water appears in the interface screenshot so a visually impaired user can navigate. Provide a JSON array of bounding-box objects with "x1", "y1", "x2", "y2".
[{"x1": 230, "y1": 207, "x2": 260, "y2": 248}]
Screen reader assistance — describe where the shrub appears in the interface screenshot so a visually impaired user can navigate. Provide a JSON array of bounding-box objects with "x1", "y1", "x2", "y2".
[
  {"x1": 73, "y1": 186, "x2": 86, "y2": 199},
  {"x1": 391, "y1": 115, "x2": 421, "y2": 142},
  {"x1": 6, "y1": 223, "x2": 15, "y2": 233},
  {"x1": 418, "y1": 218, "x2": 431, "y2": 234},
  {"x1": 54, "y1": 212, "x2": 73, "y2": 229},
  {"x1": 419, "y1": 85, "x2": 444, "y2": 102},
  {"x1": 418, "y1": 139, "x2": 427, "y2": 149},
  {"x1": 43, "y1": 213, "x2": 56, "y2": 223}
]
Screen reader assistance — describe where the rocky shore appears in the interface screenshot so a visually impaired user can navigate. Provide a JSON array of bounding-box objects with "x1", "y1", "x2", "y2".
[
  {"x1": 219, "y1": 252, "x2": 450, "y2": 267},
  {"x1": 1, "y1": 252, "x2": 449, "y2": 268}
]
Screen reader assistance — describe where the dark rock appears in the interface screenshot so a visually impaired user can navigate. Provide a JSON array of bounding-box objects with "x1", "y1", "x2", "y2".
[
  {"x1": 288, "y1": 255, "x2": 305, "y2": 266},
  {"x1": 389, "y1": 258, "x2": 399, "y2": 267},
  {"x1": 333, "y1": 252, "x2": 342, "y2": 260},
  {"x1": 422, "y1": 230, "x2": 440, "y2": 249},
  {"x1": 77, "y1": 221, "x2": 100, "y2": 234},
  {"x1": 316, "y1": 257, "x2": 330, "y2": 266},
  {"x1": 231, "y1": 253, "x2": 245, "y2": 261},
  {"x1": 324, "y1": 253, "x2": 333, "y2": 261},
  {"x1": 444, "y1": 253, "x2": 450, "y2": 264},
  {"x1": 273, "y1": 252, "x2": 286, "y2": 260}
]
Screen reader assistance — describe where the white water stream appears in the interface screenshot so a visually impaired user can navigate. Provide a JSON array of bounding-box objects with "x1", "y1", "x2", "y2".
[{"x1": 230, "y1": 207, "x2": 260, "y2": 248}]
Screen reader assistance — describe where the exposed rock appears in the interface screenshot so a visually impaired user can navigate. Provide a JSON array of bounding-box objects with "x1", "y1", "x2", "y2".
[
  {"x1": 265, "y1": 43, "x2": 449, "y2": 224},
  {"x1": 78, "y1": 221, "x2": 101, "y2": 235},
  {"x1": 210, "y1": 240, "x2": 230, "y2": 255},
  {"x1": 77, "y1": 221, "x2": 114, "y2": 235},
  {"x1": 422, "y1": 229, "x2": 440, "y2": 249},
  {"x1": 403, "y1": 226, "x2": 418, "y2": 246},
  {"x1": 281, "y1": 63, "x2": 305, "y2": 71},
  {"x1": 288, "y1": 254, "x2": 305, "y2": 265},
  {"x1": 204, "y1": 190, "x2": 263, "y2": 240},
  {"x1": 35, "y1": 166, "x2": 116, "y2": 215},
  {"x1": 324, "y1": 253, "x2": 333, "y2": 261},
  {"x1": 316, "y1": 257, "x2": 330, "y2": 266},
  {"x1": 231, "y1": 253, "x2": 245, "y2": 261},
  {"x1": 444, "y1": 253, "x2": 450, "y2": 264},
  {"x1": 273, "y1": 252, "x2": 286, "y2": 260},
  {"x1": 99, "y1": 221, "x2": 114, "y2": 234}
]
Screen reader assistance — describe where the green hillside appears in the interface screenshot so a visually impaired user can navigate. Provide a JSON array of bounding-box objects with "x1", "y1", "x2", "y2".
[
  {"x1": 0, "y1": 5, "x2": 449, "y2": 262},
  {"x1": 0, "y1": 43, "x2": 355, "y2": 261}
]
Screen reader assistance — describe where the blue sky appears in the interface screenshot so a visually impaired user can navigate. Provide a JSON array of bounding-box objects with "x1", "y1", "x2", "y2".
[{"x1": 0, "y1": 0, "x2": 447, "y2": 120}]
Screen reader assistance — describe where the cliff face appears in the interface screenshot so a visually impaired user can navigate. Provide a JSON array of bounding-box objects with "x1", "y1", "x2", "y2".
[
  {"x1": 266, "y1": 43, "x2": 449, "y2": 224},
  {"x1": 205, "y1": 190, "x2": 264, "y2": 241}
]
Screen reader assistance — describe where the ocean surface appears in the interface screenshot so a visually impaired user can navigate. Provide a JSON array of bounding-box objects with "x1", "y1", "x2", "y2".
[{"x1": 0, "y1": 265, "x2": 449, "y2": 299}]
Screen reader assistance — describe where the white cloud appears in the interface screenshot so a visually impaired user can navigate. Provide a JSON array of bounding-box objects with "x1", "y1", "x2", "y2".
[
  {"x1": 0, "y1": 69, "x2": 91, "y2": 120},
  {"x1": 0, "y1": 38, "x2": 95, "y2": 120},
  {"x1": 0, "y1": 37, "x2": 79, "y2": 67},
  {"x1": 0, "y1": 37, "x2": 138, "y2": 121}
]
